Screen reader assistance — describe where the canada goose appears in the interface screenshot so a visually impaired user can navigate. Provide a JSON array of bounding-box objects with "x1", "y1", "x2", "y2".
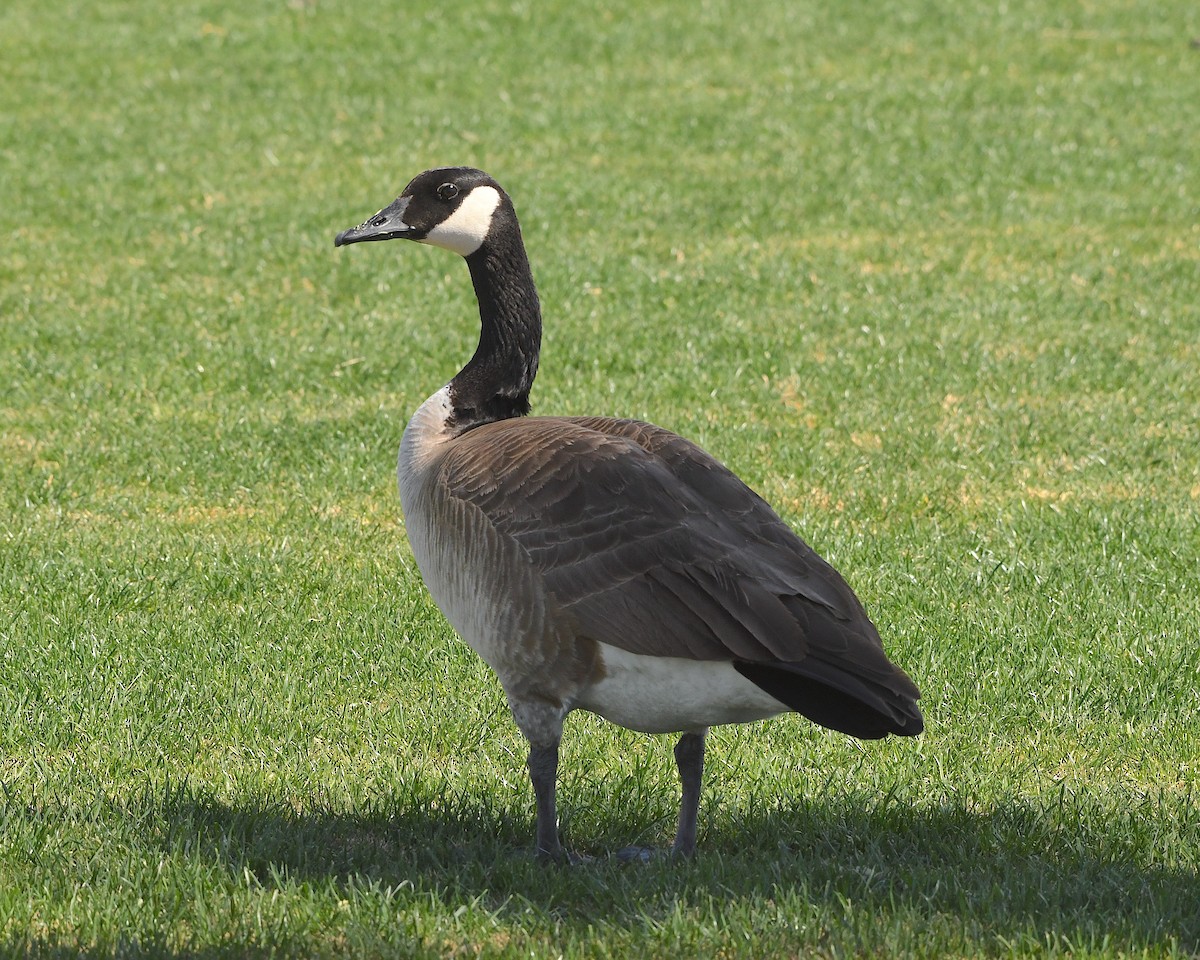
[{"x1": 334, "y1": 167, "x2": 922, "y2": 860}]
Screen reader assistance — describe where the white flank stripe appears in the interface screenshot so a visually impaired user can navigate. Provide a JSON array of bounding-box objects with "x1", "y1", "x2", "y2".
[{"x1": 577, "y1": 644, "x2": 791, "y2": 734}]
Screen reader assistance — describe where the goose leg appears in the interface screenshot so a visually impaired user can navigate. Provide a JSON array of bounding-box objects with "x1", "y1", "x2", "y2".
[
  {"x1": 509, "y1": 697, "x2": 569, "y2": 860},
  {"x1": 527, "y1": 740, "x2": 563, "y2": 860},
  {"x1": 672, "y1": 728, "x2": 707, "y2": 857}
]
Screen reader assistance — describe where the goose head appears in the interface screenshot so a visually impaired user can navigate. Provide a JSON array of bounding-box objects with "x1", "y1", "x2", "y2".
[
  {"x1": 334, "y1": 167, "x2": 541, "y2": 429},
  {"x1": 334, "y1": 167, "x2": 508, "y2": 257}
]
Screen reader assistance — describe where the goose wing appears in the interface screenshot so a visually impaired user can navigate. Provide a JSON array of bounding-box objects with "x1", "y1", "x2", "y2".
[{"x1": 438, "y1": 415, "x2": 920, "y2": 734}]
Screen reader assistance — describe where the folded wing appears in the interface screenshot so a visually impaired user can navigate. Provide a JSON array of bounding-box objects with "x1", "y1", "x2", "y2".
[{"x1": 438, "y1": 416, "x2": 922, "y2": 737}]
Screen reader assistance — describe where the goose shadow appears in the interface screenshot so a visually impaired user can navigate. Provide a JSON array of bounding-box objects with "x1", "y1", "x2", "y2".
[{"x1": 135, "y1": 780, "x2": 1198, "y2": 953}]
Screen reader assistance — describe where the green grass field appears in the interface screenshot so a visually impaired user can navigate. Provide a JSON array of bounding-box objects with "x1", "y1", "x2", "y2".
[{"x1": 2, "y1": 0, "x2": 1198, "y2": 956}]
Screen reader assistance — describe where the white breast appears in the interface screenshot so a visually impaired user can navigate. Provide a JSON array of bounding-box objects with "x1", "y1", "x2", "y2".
[
  {"x1": 398, "y1": 385, "x2": 456, "y2": 503},
  {"x1": 398, "y1": 386, "x2": 551, "y2": 676}
]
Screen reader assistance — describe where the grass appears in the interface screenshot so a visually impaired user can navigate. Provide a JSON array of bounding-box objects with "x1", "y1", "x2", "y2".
[{"x1": 2, "y1": 0, "x2": 1198, "y2": 955}]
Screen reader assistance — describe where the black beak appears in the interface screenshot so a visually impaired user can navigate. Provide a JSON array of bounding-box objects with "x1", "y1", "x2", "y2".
[{"x1": 334, "y1": 195, "x2": 416, "y2": 246}]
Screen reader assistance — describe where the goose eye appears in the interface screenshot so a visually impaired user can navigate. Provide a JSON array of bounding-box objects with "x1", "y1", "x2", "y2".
[{"x1": 436, "y1": 182, "x2": 459, "y2": 201}]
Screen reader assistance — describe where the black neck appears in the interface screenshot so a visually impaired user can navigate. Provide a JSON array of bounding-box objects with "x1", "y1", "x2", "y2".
[{"x1": 447, "y1": 208, "x2": 541, "y2": 432}]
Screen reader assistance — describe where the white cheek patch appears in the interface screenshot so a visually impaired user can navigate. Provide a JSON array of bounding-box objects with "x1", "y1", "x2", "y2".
[{"x1": 422, "y1": 185, "x2": 502, "y2": 256}]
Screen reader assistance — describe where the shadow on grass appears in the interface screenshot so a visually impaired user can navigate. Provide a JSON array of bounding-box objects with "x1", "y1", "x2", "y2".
[
  {"x1": 7, "y1": 780, "x2": 1197, "y2": 956},
  {"x1": 150, "y1": 784, "x2": 1200, "y2": 948}
]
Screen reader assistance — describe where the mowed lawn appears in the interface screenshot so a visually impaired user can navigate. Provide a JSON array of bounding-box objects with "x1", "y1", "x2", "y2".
[{"x1": 2, "y1": 0, "x2": 1198, "y2": 956}]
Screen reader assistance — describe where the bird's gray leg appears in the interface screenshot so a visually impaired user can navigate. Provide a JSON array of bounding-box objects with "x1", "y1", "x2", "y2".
[
  {"x1": 509, "y1": 696, "x2": 569, "y2": 861},
  {"x1": 527, "y1": 740, "x2": 562, "y2": 860},
  {"x1": 672, "y1": 728, "x2": 707, "y2": 857}
]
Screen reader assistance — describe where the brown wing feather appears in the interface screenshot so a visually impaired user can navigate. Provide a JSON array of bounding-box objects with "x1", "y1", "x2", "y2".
[{"x1": 437, "y1": 415, "x2": 921, "y2": 730}]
